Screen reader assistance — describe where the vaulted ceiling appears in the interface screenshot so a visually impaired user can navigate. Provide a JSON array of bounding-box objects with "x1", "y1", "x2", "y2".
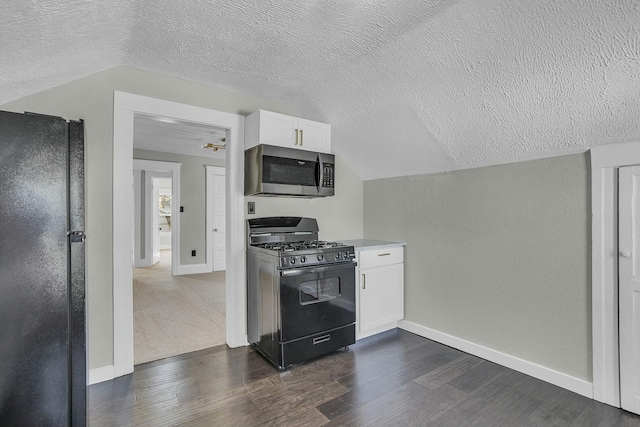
[{"x1": 2, "y1": 0, "x2": 639, "y2": 179}]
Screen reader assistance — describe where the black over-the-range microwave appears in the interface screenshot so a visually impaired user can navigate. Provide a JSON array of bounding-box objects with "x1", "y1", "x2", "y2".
[{"x1": 245, "y1": 144, "x2": 335, "y2": 198}]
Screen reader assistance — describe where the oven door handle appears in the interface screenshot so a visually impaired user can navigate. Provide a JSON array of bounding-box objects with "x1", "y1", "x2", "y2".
[{"x1": 280, "y1": 262, "x2": 356, "y2": 276}]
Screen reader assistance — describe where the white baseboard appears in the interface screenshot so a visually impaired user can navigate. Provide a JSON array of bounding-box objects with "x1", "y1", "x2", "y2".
[
  {"x1": 133, "y1": 258, "x2": 153, "y2": 268},
  {"x1": 89, "y1": 365, "x2": 115, "y2": 385},
  {"x1": 175, "y1": 263, "x2": 210, "y2": 275},
  {"x1": 227, "y1": 335, "x2": 250, "y2": 348},
  {"x1": 398, "y1": 320, "x2": 594, "y2": 399},
  {"x1": 357, "y1": 321, "x2": 399, "y2": 340}
]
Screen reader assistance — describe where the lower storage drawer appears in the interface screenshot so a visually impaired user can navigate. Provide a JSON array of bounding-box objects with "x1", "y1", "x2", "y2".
[
  {"x1": 280, "y1": 324, "x2": 355, "y2": 368},
  {"x1": 358, "y1": 246, "x2": 403, "y2": 269}
]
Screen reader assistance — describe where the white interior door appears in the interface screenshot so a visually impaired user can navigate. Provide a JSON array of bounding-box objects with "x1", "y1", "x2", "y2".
[
  {"x1": 212, "y1": 170, "x2": 226, "y2": 271},
  {"x1": 620, "y1": 165, "x2": 640, "y2": 414}
]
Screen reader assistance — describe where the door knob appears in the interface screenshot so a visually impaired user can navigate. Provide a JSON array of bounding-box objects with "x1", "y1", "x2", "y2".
[
  {"x1": 214, "y1": 228, "x2": 218, "y2": 232},
  {"x1": 620, "y1": 251, "x2": 631, "y2": 258}
]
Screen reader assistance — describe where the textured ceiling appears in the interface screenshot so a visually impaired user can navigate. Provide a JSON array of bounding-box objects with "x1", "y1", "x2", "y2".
[
  {"x1": 1, "y1": 0, "x2": 639, "y2": 179},
  {"x1": 133, "y1": 114, "x2": 227, "y2": 159}
]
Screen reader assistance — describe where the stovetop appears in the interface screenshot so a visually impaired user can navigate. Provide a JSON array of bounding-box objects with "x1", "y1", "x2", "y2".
[
  {"x1": 252, "y1": 240, "x2": 347, "y2": 252},
  {"x1": 246, "y1": 217, "x2": 356, "y2": 268},
  {"x1": 248, "y1": 240, "x2": 355, "y2": 268}
]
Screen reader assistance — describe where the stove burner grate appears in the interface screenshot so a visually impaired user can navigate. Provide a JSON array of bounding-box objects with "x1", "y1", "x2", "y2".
[{"x1": 254, "y1": 240, "x2": 345, "y2": 252}]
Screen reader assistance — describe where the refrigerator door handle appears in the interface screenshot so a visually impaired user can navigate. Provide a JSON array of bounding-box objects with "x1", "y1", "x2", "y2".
[{"x1": 68, "y1": 230, "x2": 86, "y2": 243}]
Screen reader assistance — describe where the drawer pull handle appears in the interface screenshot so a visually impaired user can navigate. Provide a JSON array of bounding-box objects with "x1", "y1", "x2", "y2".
[
  {"x1": 378, "y1": 253, "x2": 391, "y2": 256},
  {"x1": 313, "y1": 334, "x2": 331, "y2": 345}
]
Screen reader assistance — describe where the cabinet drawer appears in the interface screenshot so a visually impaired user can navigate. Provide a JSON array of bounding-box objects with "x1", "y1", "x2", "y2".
[{"x1": 358, "y1": 246, "x2": 403, "y2": 269}]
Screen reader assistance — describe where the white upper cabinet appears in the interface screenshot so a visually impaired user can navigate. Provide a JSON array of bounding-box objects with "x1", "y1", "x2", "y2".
[
  {"x1": 245, "y1": 110, "x2": 331, "y2": 153},
  {"x1": 295, "y1": 118, "x2": 331, "y2": 153}
]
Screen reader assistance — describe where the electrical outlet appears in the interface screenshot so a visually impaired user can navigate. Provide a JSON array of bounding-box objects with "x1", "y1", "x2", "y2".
[
  {"x1": 191, "y1": 250, "x2": 196, "y2": 257},
  {"x1": 248, "y1": 201, "x2": 255, "y2": 214}
]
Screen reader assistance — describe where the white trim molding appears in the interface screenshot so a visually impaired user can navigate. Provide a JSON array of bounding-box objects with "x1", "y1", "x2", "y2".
[
  {"x1": 89, "y1": 365, "x2": 115, "y2": 385},
  {"x1": 591, "y1": 140, "x2": 640, "y2": 407},
  {"x1": 133, "y1": 169, "x2": 144, "y2": 267},
  {"x1": 399, "y1": 321, "x2": 594, "y2": 399},
  {"x1": 175, "y1": 263, "x2": 210, "y2": 275},
  {"x1": 591, "y1": 141, "x2": 640, "y2": 169},
  {"x1": 113, "y1": 92, "x2": 247, "y2": 379}
]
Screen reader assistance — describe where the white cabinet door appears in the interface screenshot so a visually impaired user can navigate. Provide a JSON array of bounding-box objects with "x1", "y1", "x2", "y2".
[
  {"x1": 212, "y1": 173, "x2": 226, "y2": 272},
  {"x1": 619, "y1": 165, "x2": 640, "y2": 415},
  {"x1": 359, "y1": 263, "x2": 404, "y2": 332},
  {"x1": 257, "y1": 110, "x2": 297, "y2": 147},
  {"x1": 297, "y1": 118, "x2": 331, "y2": 153}
]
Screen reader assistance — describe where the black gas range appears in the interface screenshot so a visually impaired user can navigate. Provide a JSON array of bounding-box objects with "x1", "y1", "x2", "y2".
[{"x1": 246, "y1": 217, "x2": 356, "y2": 369}]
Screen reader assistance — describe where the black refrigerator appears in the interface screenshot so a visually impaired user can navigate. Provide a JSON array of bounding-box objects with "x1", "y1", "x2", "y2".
[{"x1": 0, "y1": 110, "x2": 86, "y2": 426}]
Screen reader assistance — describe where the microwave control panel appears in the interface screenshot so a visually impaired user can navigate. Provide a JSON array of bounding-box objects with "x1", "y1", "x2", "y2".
[{"x1": 322, "y1": 163, "x2": 335, "y2": 188}]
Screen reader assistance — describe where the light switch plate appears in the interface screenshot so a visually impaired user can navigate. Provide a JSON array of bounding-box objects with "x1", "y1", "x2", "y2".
[{"x1": 248, "y1": 201, "x2": 255, "y2": 214}]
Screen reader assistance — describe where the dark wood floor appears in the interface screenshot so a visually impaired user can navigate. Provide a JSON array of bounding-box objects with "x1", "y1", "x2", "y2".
[{"x1": 89, "y1": 329, "x2": 640, "y2": 426}]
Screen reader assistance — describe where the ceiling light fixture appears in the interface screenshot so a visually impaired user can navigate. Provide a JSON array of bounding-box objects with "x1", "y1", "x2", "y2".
[
  {"x1": 202, "y1": 137, "x2": 226, "y2": 152},
  {"x1": 150, "y1": 116, "x2": 179, "y2": 124}
]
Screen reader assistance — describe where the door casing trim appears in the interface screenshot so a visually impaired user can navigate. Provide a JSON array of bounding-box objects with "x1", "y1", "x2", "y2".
[
  {"x1": 113, "y1": 92, "x2": 247, "y2": 378},
  {"x1": 132, "y1": 159, "x2": 179, "y2": 272},
  {"x1": 591, "y1": 140, "x2": 640, "y2": 406}
]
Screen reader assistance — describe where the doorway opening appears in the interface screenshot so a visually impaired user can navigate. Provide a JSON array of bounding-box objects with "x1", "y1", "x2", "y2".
[
  {"x1": 113, "y1": 91, "x2": 246, "y2": 379},
  {"x1": 157, "y1": 177, "x2": 172, "y2": 256},
  {"x1": 131, "y1": 113, "x2": 228, "y2": 365}
]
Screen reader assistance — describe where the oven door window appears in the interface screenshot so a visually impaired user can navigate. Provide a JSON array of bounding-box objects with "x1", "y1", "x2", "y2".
[
  {"x1": 299, "y1": 277, "x2": 340, "y2": 305},
  {"x1": 263, "y1": 156, "x2": 318, "y2": 187}
]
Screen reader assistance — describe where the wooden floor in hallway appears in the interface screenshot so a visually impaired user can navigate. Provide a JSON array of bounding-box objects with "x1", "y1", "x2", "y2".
[{"x1": 89, "y1": 329, "x2": 640, "y2": 426}]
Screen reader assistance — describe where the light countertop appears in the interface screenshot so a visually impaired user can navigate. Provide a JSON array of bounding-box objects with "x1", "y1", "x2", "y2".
[{"x1": 338, "y1": 239, "x2": 406, "y2": 251}]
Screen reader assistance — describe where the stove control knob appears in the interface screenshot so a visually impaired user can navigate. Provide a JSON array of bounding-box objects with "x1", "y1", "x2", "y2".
[
  {"x1": 290, "y1": 257, "x2": 296, "y2": 264},
  {"x1": 343, "y1": 251, "x2": 349, "y2": 259},
  {"x1": 335, "y1": 252, "x2": 341, "y2": 260},
  {"x1": 317, "y1": 254, "x2": 324, "y2": 261},
  {"x1": 300, "y1": 255, "x2": 306, "y2": 263}
]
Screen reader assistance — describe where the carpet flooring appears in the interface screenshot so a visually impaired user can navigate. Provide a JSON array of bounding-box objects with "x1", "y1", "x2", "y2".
[{"x1": 133, "y1": 250, "x2": 226, "y2": 365}]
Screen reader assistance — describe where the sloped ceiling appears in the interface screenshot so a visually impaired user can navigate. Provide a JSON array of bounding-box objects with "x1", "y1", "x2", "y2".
[
  {"x1": 133, "y1": 114, "x2": 227, "y2": 159},
  {"x1": 1, "y1": 0, "x2": 639, "y2": 180}
]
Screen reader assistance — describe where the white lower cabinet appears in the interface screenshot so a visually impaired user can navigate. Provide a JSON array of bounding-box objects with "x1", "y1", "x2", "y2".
[{"x1": 356, "y1": 246, "x2": 404, "y2": 339}]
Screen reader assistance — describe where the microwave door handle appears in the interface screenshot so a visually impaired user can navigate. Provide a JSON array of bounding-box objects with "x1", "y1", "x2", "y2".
[{"x1": 316, "y1": 155, "x2": 322, "y2": 193}]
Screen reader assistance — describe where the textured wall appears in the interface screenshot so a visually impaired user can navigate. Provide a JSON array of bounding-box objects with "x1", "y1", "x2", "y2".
[
  {"x1": 1, "y1": 66, "x2": 358, "y2": 370},
  {"x1": 133, "y1": 149, "x2": 224, "y2": 266},
  {"x1": 363, "y1": 153, "x2": 591, "y2": 380}
]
